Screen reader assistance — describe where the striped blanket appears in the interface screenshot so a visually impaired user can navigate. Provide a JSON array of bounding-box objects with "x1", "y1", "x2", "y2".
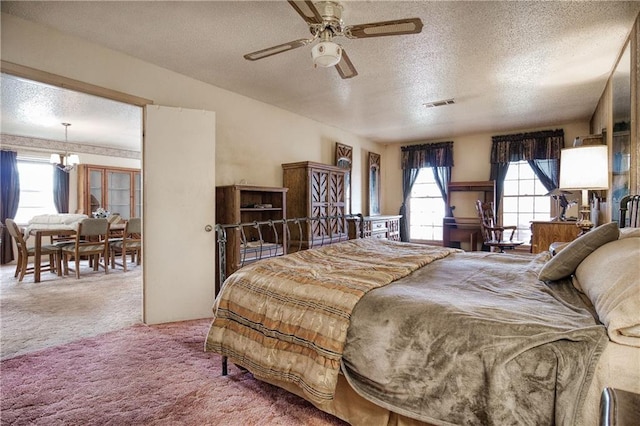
[{"x1": 205, "y1": 238, "x2": 459, "y2": 403}]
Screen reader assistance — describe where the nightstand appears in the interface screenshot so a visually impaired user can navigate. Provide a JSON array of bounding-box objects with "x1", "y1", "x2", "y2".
[
  {"x1": 530, "y1": 220, "x2": 581, "y2": 254},
  {"x1": 600, "y1": 387, "x2": 640, "y2": 425}
]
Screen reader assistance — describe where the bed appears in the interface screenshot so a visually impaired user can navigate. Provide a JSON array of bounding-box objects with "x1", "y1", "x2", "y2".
[{"x1": 205, "y1": 216, "x2": 640, "y2": 426}]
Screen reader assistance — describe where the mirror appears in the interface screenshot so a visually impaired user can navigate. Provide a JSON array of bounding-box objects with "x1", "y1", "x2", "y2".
[
  {"x1": 368, "y1": 152, "x2": 381, "y2": 216},
  {"x1": 611, "y1": 41, "x2": 631, "y2": 222},
  {"x1": 335, "y1": 142, "x2": 352, "y2": 214}
]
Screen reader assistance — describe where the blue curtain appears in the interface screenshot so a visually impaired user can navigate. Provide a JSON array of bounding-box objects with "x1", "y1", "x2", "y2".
[
  {"x1": 53, "y1": 165, "x2": 70, "y2": 213},
  {"x1": 400, "y1": 142, "x2": 454, "y2": 242},
  {"x1": 433, "y1": 166, "x2": 453, "y2": 217},
  {"x1": 490, "y1": 129, "x2": 564, "y2": 213},
  {"x1": 399, "y1": 168, "x2": 419, "y2": 242},
  {"x1": 1, "y1": 150, "x2": 21, "y2": 264}
]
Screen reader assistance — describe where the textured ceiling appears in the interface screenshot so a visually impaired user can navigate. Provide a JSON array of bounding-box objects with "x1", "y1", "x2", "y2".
[
  {"x1": 1, "y1": 1, "x2": 639, "y2": 150},
  {"x1": 1, "y1": 74, "x2": 142, "y2": 151}
]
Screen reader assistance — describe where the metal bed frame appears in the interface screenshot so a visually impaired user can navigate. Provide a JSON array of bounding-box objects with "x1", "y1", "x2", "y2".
[
  {"x1": 619, "y1": 194, "x2": 640, "y2": 228},
  {"x1": 214, "y1": 214, "x2": 364, "y2": 375}
]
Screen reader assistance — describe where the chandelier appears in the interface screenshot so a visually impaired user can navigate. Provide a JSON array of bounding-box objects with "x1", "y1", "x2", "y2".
[{"x1": 49, "y1": 123, "x2": 80, "y2": 172}]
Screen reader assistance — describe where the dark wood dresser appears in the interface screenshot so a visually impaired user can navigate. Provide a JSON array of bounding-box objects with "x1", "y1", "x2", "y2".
[{"x1": 348, "y1": 215, "x2": 401, "y2": 240}]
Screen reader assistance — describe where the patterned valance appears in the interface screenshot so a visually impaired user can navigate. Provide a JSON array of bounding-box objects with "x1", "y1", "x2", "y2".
[
  {"x1": 491, "y1": 129, "x2": 564, "y2": 163},
  {"x1": 401, "y1": 141, "x2": 454, "y2": 169}
]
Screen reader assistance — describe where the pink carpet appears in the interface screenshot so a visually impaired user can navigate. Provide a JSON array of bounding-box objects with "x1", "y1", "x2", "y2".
[{"x1": 0, "y1": 319, "x2": 347, "y2": 425}]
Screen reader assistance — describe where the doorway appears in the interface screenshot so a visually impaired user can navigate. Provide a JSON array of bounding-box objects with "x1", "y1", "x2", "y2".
[
  {"x1": 2, "y1": 61, "x2": 219, "y2": 326},
  {"x1": 1, "y1": 67, "x2": 146, "y2": 353}
]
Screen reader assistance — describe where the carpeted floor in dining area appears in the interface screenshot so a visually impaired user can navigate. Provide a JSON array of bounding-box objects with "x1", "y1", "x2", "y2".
[
  {"x1": 0, "y1": 263, "x2": 346, "y2": 425},
  {"x1": 1, "y1": 262, "x2": 143, "y2": 361}
]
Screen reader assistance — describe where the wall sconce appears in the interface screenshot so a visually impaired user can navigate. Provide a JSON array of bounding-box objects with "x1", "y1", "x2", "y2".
[
  {"x1": 49, "y1": 122, "x2": 80, "y2": 172},
  {"x1": 559, "y1": 145, "x2": 609, "y2": 234}
]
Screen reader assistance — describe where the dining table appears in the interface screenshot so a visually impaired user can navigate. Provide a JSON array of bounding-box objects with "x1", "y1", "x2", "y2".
[{"x1": 28, "y1": 221, "x2": 129, "y2": 282}]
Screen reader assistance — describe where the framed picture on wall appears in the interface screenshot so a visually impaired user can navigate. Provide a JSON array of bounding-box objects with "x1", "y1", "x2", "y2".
[
  {"x1": 335, "y1": 142, "x2": 353, "y2": 214},
  {"x1": 368, "y1": 152, "x2": 381, "y2": 216}
]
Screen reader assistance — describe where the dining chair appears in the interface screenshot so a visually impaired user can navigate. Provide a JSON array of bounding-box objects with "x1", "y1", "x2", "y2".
[
  {"x1": 475, "y1": 200, "x2": 523, "y2": 252},
  {"x1": 110, "y1": 218, "x2": 142, "y2": 271},
  {"x1": 60, "y1": 218, "x2": 110, "y2": 279},
  {"x1": 5, "y1": 218, "x2": 61, "y2": 282}
]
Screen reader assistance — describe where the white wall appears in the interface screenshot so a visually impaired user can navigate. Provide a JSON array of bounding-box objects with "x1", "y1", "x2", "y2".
[
  {"x1": 1, "y1": 13, "x2": 382, "y2": 215},
  {"x1": 2, "y1": 13, "x2": 596, "y2": 228},
  {"x1": 1, "y1": 13, "x2": 385, "y2": 322},
  {"x1": 381, "y1": 121, "x2": 591, "y2": 217}
]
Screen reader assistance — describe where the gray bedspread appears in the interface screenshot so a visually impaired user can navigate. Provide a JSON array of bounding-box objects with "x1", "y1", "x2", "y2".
[{"x1": 342, "y1": 251, "x2": 608, "y2": 426}]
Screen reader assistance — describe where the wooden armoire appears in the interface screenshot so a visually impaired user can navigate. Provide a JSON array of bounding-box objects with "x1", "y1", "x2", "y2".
[{"x1": 282, "y1": 161, "x2": 347, "y2": 249}]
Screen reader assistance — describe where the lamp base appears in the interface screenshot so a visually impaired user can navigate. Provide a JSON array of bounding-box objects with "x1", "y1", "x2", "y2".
[{"x1": 576, "y1": 205, "x2": 594, "y2": 235}]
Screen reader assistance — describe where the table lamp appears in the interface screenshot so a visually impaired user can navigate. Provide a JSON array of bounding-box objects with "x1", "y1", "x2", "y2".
[{"x1": 559, "y1": 145, "x2": 609, "y2": 234}]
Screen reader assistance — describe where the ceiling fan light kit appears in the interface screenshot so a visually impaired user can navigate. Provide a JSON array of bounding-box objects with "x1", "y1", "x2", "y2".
[
  {"x1": 243, "y1": 0, "x2": 423, "y2": 79},
  {"x1": 312, "y1": 41, "x2": 342, "y2": 67}
]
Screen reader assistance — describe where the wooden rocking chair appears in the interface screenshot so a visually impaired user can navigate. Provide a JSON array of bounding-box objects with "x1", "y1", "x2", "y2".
[{"x1": 475, "y1": 200, "x2": 523, "y2": 252}]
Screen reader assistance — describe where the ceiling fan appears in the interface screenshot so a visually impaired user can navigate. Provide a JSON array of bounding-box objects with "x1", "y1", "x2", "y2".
[{"x1": 243, "y1": 1, "x2": 423, "y2": 79}]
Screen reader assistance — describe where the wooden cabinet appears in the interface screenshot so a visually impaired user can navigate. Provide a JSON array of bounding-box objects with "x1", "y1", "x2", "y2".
[
  {"x1": 282, "y1": 161, "x2": 347, "y2": 249},
  {"x1": 530, "y1": 220, "x2": 581, "y2": 254},
  {"x1": 349, "y1": 215, "x2": 402, "y2": 240},
  {"x1": 77, "y1": 164, "x2": 141, "y2": 219},
  {"x1": 215, "y1": 185, "x2": 288, "y2": 289}
]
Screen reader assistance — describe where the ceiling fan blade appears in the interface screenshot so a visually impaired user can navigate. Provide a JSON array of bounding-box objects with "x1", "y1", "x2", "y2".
[
  {"x1": 287, "y1": 0, "x2": 323, "y2": 24},
  {"x1": 244, "y1": 39, "x2": 311, "y2": 61},
  {"x1": 345, "y1": 18, "x2": 423, "y2": 39},
  {"x1": 335, "y1": 49, "x2": 358, "y2": 79}
]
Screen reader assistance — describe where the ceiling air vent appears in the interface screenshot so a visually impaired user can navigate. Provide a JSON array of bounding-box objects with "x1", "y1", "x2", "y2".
[{"x1": 423, "y1": 98, "x2": 455, "y2": 108}]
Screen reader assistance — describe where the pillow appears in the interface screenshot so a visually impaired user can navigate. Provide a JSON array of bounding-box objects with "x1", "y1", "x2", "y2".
[
  {"x1": 571, "y1": 275, "x2": 584, "y2": 293},
  {"x1": 619, "y1": 227, "x2": 640, "y2": 239},
  {"x1": 538, "y1": 221, "x2": 619, "y2": 282},
  {"x1": 619, "y1": 324, "x2": 640, "y2": 338},
  {"x1": 574, "y1": 237, "x2": 640, "y2": 347}
]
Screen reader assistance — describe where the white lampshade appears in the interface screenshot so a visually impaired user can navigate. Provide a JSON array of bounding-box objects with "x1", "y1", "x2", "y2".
[
  {"x1": 67, "y1": 154, "x2": 80, "y2": 166},
  {"x1": 311, "y1": 41, "x2": 342, "y2": 67},
  {"x1": 559, "y1": 145, "x2": 609, "y2": 190},
  {"x1": 560, "y1": 145, "x2": 609, "y2": 209},
  {"x1": 49, "y1": 153, "x2": 80, "y2": 172}
]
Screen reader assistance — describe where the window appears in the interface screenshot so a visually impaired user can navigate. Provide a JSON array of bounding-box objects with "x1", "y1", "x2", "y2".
[
  {"x1": 14, "y1": 159, "x2": 57, "y2": 224},
  {"x1": 409, "y1": 169, "x2": 445, "y2": 241},
  {"x1": 502, "y1": 161, "x2": 551, "y2": 243}
]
